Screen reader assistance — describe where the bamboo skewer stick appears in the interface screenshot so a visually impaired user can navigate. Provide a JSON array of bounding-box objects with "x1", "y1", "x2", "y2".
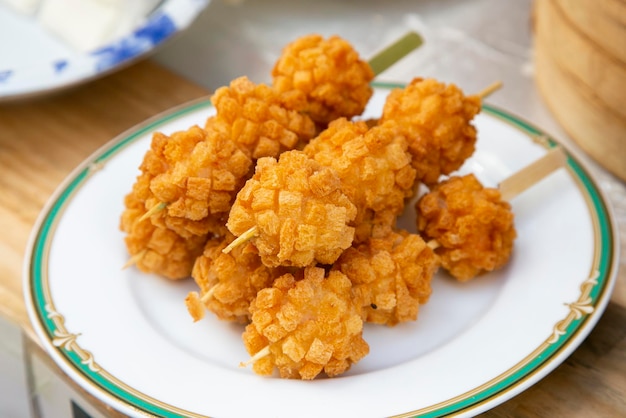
[
  {"x1": 499, "y1": 147, "x2": 567, "y2": 201},
  {"x1": 368, "y1": 32, "x2": 423, "y2": 76},
  {"x1": 200, "y1": 286, "x2": 216, "y2": 304},
  {"x1": 138, "y1": 201, "x2": 167, "y2": 223},
  {"x1": 239, "y1": 346, "x2": 271, "y2": 368},
  {"x1": 476, "y1": 81, "x2": 503, "y2": 100},
  {"x1": 222, "y1": 226, "x2": 258, "y2": 254},
  {"x1": 122, "y1": 249, "x2": 147, "y2": 270}
]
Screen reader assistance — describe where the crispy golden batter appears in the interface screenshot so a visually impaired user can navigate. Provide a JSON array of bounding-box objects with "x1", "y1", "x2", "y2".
[
  {"x1": 120, "y1": 186, "x2": 207, "y2": 279},
  {"x1": 416, "y1": 174, "x2": 516, "y2": 281},
  {"x1": 353, "y1": 208, "x2": 397, "y2": 245},
  {"x1": 147, "y1": 123, "x2": 252, "y2": 238},
  {"x1": 120, "y1": 129, "x2": 213, "y2": 279},
  {"x1": 272, "y1": 34, "x2": 374, "y2": 126},
  {"x1": 242, "y1": 266, "x2": 369, "y2": 379},
  {"x1": 227, "y1": 150, "x2": 357, "y2": 267},
  {"x1": 210, "y1": 76, "x2": 317, "y2": 159},
  {"x1": 380, "y1": 77, "x2": 481, "y2": 186},
  {"x1": 186, "y1": 233, "x2": 282, "y2": 323},
  {"x1": 335, "y1": 230, "x2": 437, "y2": 326},
  {"x1": 304, "y1": 118, "x2": 416, "y2": 239}
]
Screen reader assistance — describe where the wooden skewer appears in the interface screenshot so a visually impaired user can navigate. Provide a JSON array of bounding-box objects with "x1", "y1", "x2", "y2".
[
  {"x1": 201, "y1": 286, "x2": 216, "y2": 304},
  {"x1": 185, "y1": 287, "x2": 218, "y2": 322},
  {"x1": 239, "y1": 346, "x2": 271, "y2": 368},
  {"x1": 426, "y1": 239, "x2": 440, "y2": 250},
  {"x1": 368, "y1": 31, "x2": 423, "y2": 76},
  {"x1": 222, "y1": 225, "x2": 258, "y2": 254},
  {"x1": 122, "y1": 249, "x2": 147, "y2": 270},
  {"x1": 426, "y1": 147, "x2": 567, "y2": 255},
  {"x1": 499, "y1": 147, "x2": 567, "y2": 201},
  {"x1": 477, "y1": 81, "x2": 503, "y2": 100},
  {"x1": 138, "y1": 201, "x2": 167, "y2": 223}
]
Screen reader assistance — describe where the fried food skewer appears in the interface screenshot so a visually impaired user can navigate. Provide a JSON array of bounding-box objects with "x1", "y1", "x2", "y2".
[
  {"x1": 240, "y1": 267, "x2": 369, "y2": 379},
  {"x1": 226, "y1": 150, "x2": 357, "y2": 267},
  {"x1": 272, "y1": 31, "x2": 422, "y2": 127},
  {"x1": 417, "y1": 146, "x2": 567, "y2": 281},
  {"x1": 379, "y1": 78, "x2": 500, "y2": 186}
]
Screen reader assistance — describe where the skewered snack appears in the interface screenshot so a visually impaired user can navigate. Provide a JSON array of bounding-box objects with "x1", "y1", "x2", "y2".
[
  {"x1": 226, "y1": 150, "x2": 357, "y2": 267},
  {"x1": 416, "y1": 173, "x2": 516, "y2": 281},
  {"x1": 210, "y1": 76, "x2": 318, "y2": 160},
  {"x1": 334, "y1": 229, "x2": 437, "y2": 326},
  {"x1": 119, "y1": 30, "x2": 539, "y2": 380},
  {"x1": 146, "y1": 122, "x2": 252, "y2": 239},
  {"x1": 241, "y1": 266, "x2": 369, "y2": 379},
  {"x1": 121, "y1": 183, "x2": 208, "y2": 279},
  {"x1": 380, "y1": 77, "x2": 482, "y2": 186},
  {"x1": 272, "y1": 34, "x2": 375, "y2": 126},
  {"x1": 185, "y1": 233, "x2": 284, "y2": 323},
  {"x1": 303, "y1": 118, "x2": 416, "y2": 243},
  {"x1": 120, "y1": 127, "x2": 217, "y2": 278}
]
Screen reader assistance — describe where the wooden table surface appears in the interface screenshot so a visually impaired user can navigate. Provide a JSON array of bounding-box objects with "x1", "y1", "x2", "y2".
[{"x1": 1, "y1": 60, "x2": 624, "y2": 417}]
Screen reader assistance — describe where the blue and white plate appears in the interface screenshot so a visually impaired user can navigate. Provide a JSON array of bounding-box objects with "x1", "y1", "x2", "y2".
[{"x1": 0, "y1": 0, "x2": 210, "y2": 101}]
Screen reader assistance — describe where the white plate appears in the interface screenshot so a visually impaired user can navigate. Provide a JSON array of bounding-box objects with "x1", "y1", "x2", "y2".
[
  {"x1": 0, "y1": 0, "x2": 209, "y2": 101},
  {"x1": 24, "y1": 86, "x2": 619, "y2": 417}
]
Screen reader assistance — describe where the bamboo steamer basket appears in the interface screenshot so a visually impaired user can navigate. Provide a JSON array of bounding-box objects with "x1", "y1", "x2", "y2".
[{"x1": 533, "y1": 0, "x2": 626, "y2": 181}]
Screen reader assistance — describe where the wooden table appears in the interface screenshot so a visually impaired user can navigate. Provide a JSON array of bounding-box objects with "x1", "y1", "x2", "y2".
[{"x1": 1, "y1": 60, "x2": 624, "y2": 417}]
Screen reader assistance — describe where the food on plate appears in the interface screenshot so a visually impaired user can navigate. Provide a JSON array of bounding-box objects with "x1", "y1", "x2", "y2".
[
  {"x1": 416, "y1": 174, "x2": 516, "y2": 281},
  {"x1": 209, "y1": 76, "x2": 318, "y2": 160},
  {"x1": 119, "y1": 127, "x2": 219, "y2": 279},
  {"x1": 241, "y1": 266, "x2": 369, "y2": 379},
  {"x1": 120, "y1": 182, "x2": 207, "y2": 280},
  {"x1": 185, "y1": 233, "x2": 285, "y2": 323},
  {"x1": 380, "y1": 77, "x2": 482, "y2": 186},
  {"x1": 303, "y1": 118, "x2": 416, "y2": 242},
  {"x1": 119, "y1": 32, "x2": 523, "y2": 380},
  {"x1": 146, "y1": 122, "x2": 251, "y2": 238},
  {"x1": 272, "y1": 34, "x2": 375, "y2": 126},
  {"x1": 226, "y1": 150, "x2": 357, "y2": 267},
  {"x1": 334, "y1": 229, "x2": 437, "y2": 326}
]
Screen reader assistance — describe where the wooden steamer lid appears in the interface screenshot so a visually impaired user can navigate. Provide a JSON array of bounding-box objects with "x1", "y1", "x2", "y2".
[{"x1": 533, "y1": 0, "x2": 626, "y2": 181}]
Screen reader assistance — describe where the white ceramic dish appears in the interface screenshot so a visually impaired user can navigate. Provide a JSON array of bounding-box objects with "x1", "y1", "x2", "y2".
[
  {"x1": 24, "y1": 86, "x2": 618, "y2": 417},
  {"x1": 0, "y1": 0, "x2": 209, "y2": 101}
]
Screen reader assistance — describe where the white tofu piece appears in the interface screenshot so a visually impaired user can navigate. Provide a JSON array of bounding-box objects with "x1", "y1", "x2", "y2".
[
  {"x1": 0, "y1": 0, "x2": 41, "y2": 15},
  {"x1": 37, "y1": 0, "x2": 160, "y2": 52}
]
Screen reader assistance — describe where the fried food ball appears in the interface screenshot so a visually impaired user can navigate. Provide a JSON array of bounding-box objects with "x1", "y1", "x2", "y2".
[
  {"x1": 416, "y1": 174, "x2": 516, "y2": 281},
  {"x1": 335, "y1": 230, "x2": 437, "y2": 326},
  {"x1": 303, "y1": 118, "x2": 416, "y2": 240},
  {"x1": 380, "y1": 77, "x2": 481, "y2": 186},
  {"x1": 147, "y1": 122, "x2": 252, "y2": 238},
  {"x1": 185, "y1": 233, "x2": 283, "y2": 323},
  {"x1": 120, "y1": 129, "x2": 212, "y2": 279},
  {"x1": 272, "y1": 34, "x2": 374, "y2": 126},
  {"x1": 227, "y1": 150, "x2": 357, "y2": 267},
  {"x1": 120, "y1": 183, "x2": 207, "y2": 279},
  {"x1": 242, "y1": 266, "x2": 369, "y2": 379},
  {"x1": 210, "y1": 76, "x2": 317, "y2": 160}
]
